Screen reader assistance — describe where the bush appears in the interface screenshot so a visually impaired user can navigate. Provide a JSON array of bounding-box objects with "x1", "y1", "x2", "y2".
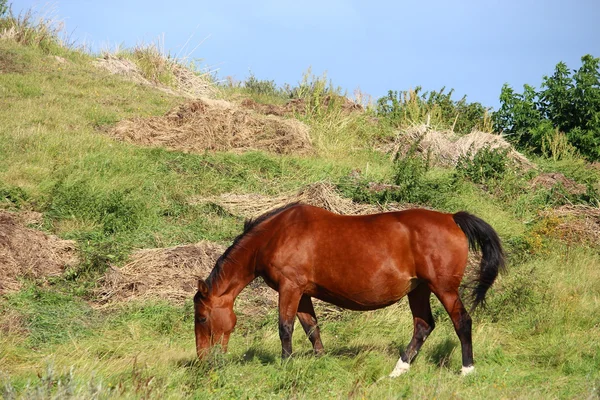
[
  {"x1": 455, "y1": 145, "x2": 511, "y2": 184},
  {"x1": 243, "y1": 73, "x2": 282, "y2": 97},
  {"x1": 376, "y1": 86, "x2": 490, "y2": 133}
]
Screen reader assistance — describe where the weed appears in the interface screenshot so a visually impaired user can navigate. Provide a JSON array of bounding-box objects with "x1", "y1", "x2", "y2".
[
  {"x1": 0, "y1": 184, "x2": 28, "y2": 208},
  {"x1": 0, "y1": 6, "x2": 66, "y2": 54}
]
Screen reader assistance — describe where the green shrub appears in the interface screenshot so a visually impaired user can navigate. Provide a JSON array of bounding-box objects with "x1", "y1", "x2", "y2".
[
  {"x1": 243, "y1": 72, "x2": 283, "y2": 97},
  {"x1": 455, "y1": 145, "x2": 511, "y2": 184},
  {"x1": 337, "y1": 147, "x2": 457, "y2": 207},
  {"x1": 376, "y1": 87, "x2": 490, "y2": 133},
  {"x1": 390, "y1": 146, "x2": 431, "y2": 202}
]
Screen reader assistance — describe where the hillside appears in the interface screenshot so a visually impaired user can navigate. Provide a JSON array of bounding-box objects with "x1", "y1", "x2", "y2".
[{"x1": 1, "y1": 13, "x2": 600, "y2": 399}]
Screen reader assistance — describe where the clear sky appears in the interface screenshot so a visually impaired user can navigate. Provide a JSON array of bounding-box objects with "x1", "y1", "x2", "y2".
[{"x1": 10, "y1": 0, "x2": 600, "y2": 109}]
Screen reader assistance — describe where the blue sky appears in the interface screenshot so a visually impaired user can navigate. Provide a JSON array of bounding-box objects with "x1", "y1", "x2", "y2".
[{"x1": 11, "y1": 0, "x2": 600, "y2": 108}]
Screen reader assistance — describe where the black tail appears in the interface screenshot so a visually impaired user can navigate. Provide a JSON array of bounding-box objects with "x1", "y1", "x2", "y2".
[{"x1": 453, "y1": 211, "x2": 505, "y2": 311}]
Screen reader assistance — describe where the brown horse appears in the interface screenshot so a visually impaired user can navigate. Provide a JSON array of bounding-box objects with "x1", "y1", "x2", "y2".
[{"x1": 194, "y1": 203, "x2": 504, "y2": 376}]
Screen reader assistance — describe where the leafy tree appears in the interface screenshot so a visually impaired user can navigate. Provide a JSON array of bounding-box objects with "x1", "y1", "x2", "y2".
[{"x1": 494, "y1": 55, "x2": 600, "y2": 161}]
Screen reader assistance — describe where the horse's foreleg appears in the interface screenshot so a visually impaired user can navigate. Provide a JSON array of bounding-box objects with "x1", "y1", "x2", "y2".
[
  {"x1": 390, "y1": 283, "x2": 435, "y2": 377},
  {"x1": 296, "y1": 295, "x2": 324, "y2": 355},
  {"x1": 278, "y1": 284, "x2": 303, "y2": 359},
  {"x1": 435, "y1": 289, "x2": 474, "y2": 375}
]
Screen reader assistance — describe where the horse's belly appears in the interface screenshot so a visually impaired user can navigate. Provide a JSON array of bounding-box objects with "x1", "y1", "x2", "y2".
[{"x1": 308, "y1": 276, "x2": 420, "y2": 311}]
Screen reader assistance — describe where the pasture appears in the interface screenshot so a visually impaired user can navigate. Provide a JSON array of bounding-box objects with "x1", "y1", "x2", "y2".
[{"x1": 1, "y1": 11, "x2": 599, "y2": 399}]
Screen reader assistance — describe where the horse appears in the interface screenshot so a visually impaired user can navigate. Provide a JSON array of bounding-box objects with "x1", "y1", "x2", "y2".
[{"x1": 193, "y1": 203, "x2": 504, "y2": 376}]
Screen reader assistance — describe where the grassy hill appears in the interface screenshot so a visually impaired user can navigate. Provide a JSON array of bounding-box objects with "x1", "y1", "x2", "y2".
[{"x1": 1, "y1": 10, "x2": 599, "y2": 399}]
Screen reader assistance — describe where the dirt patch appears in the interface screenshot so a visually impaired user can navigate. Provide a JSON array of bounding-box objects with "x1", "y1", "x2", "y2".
[
  {"x1": 383, "y1": 125, "x2": 532, "y2": 168},
  {"x1": 108, "y1": 98, "x2": 312, "y2": 155},
  {"x1": 240, "y1": 95, "x2": 364, "y2": 117},
  {"x1": 530, "y1": 173, "x2": 587, "y2": 196},
  {"x1": 192, "y1": 181, "x2": 412, "y2": 219},
  {"x1": 0, "y1": 211, "x2": 78, "y2": 294}
]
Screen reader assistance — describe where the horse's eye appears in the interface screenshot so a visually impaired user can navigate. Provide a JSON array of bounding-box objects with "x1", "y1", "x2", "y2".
[{"x1": 196, "y1": 316, "x2": 207, "y2": 324}]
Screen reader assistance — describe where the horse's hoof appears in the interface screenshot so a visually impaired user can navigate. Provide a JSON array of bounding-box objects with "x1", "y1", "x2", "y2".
[
  {"x1": 389, "y1": 360, "x2": 410, "y2": 377},
  {"x1": 461, "y1": 365, "x2": 475, "y2": 376}
]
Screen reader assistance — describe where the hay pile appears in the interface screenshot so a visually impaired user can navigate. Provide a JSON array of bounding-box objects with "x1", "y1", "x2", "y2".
[
  {"x1": 93, "y1": 54, "x2": 215, "y2": 98},
  {"x1": 530, "y1": 173, "x2": 587, "y2": 196},
  {"x1": 192, "y1": 181, "x2": 410, "y2": 219},
  {"x1": 0, "y1": 211, "x2": 78, "y2": 293},
  {"x1": 108, "y1": 98, "x2": 312, "y2": 155},
  {"x1": 541, "y1": 205, "x2": 600, "y2": 247},
  {"x1": 97, "y1": 241, "x2": 279, "y2": 312},
  {"x1": 98, "y1": 241, "x2": 225, "y2": 304},
  {"x1": 384, "y1": 125, "x2": 532, "y2": 167}
]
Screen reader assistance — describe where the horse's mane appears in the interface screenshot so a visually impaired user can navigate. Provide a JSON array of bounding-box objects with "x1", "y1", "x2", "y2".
[{"x1": 202, "y1": 202, "x2": 301, "y2": 291}]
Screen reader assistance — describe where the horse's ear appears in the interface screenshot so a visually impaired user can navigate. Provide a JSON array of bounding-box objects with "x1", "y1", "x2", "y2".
[{"x1": 197, "y1": 279, "x2": 209, "y2": 298}]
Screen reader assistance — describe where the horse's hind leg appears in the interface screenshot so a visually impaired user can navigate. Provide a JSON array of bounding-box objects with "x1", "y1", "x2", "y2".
[
  {"x1": 296, "y1": 295, "x2": 324, "y2": 355},
  {"x1": 434, "y1": 289, "x2": 474, "y2": 375},
  {"x1": 390, "y1": 283, "x2": 435, "y2": 377}
]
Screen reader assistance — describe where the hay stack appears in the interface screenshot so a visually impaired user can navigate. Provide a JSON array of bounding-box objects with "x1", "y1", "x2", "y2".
[
  {"x1": 192, "y1": 181, "x2": 410, "y2": 219},
  {"x1": 385, "y1": 125, "x2": 532, "y2": 167},
  {"x1": 109, "y1": 99, "x2": 312, "y2": 155},
  {"x1": 98, "y1": 240, "x2": 280, "y2": 312},
  {"x1": 98, "y1": 241, "x2": 225, "y2": 304},
  {"x1": 93, "y1": 54, "x2": 215, "y2": 98},
  {"x1": 0, "y1": 211, "x2": 78, "y2": 293}
]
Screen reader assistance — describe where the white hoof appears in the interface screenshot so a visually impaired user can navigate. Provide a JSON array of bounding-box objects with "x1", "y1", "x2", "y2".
[
  {"x1": 461, "y1": 365, "x2": 475, "y2": 376},
  {"x1": 389, "y1": 359, "x2": 410, "y2": 377}
]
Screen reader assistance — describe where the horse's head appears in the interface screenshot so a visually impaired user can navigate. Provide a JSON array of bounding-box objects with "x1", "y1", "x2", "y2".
[{"x1": 193, "y1": 279, "x2": 237, "y2": 358}]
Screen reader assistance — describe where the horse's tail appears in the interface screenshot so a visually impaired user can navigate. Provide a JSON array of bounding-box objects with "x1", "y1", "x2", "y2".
[{"x1": 453, "y1": 211, "x2": 505, "y2": 311}]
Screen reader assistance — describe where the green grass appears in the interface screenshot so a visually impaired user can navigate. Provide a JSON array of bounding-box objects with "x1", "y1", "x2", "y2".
[
  {"x1": 2, "y1": 246, "x2": 599, "y2": 398},
  {"x1": 1, "y1": 18, "x2": 600, "y2": 399}
]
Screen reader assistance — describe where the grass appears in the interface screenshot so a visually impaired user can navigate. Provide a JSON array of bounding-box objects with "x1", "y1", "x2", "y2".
[
  {"x1": 1, "y1": 11, "x2": 600, "y2": 399},
  {"x1": 2, "y1": 246, "x2": 599, "y2": 398}
]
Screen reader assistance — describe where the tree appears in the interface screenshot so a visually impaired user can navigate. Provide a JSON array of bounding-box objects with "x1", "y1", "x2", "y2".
[{"x1": 493, "y1": 55, "x2": 600, "y2": 161}]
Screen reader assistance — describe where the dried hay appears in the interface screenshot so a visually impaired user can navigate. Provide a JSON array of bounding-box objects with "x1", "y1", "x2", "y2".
[
  {"x1": 97, "y1": 241, "x2": 279, "y2": 313},
  {"x1": 0, "y1": 211, "x2": 78, "y2": 294},
  {"x1": 98, "y1": 241, "x2": 225, "y2": 304},
  {"x1": 540, "y1": 205, "x2": 600, "y2": 247},
  {"x1": 530, "y1": 173, "x2": 587, "y2": 196},
  {"x1": 93, "y1": 54, "x2": 154, "y2": 86},
  {"x1": 108, "y1": 99, "x2": 312, "y2": 155},
  {"x1": 93, "y1": 54, "x2": 216, "y2": 98},
  {"x1": 192, "y1": 181, "x2": 411, "y2": 219},
  {"x1": 384, "y1": 125, "x2": 533, "y2": 168},
  {"x1": 240, "y1": 95, "x2": 364, "y2": 117}
]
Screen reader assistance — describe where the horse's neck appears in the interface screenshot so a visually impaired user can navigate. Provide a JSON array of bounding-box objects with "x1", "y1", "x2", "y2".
[{"x1": 209, "y1": 241, "x2": 256, "y2": 301}]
